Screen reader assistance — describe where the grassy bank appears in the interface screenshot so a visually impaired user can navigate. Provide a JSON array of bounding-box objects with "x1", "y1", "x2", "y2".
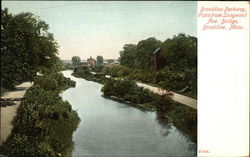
[{"x1": 0, "y1": 73, "x2": 80, "y2": 157}]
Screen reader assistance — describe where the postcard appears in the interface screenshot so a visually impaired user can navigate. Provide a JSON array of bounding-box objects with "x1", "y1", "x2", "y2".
[{"x1": 0, "y1": 1, "x2": 249, "y2": 157}]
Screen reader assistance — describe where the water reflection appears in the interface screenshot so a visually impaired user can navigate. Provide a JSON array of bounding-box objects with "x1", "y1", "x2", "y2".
[
  {"x1": 155, "y1": 111, "x2": 197, "y2": 153},
  {"x1": 155, "y1": 112, "x2": 172, "y2": 137}
]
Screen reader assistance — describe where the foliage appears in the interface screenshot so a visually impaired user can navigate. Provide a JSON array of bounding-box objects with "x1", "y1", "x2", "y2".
[
  {"x1": 119, "y1": 44, "x2": 137, "y2": 68},
  {"x1": 162, "y1": 33, "x2": 197, "y2": 70},
  {"x1": 0, "y1": 73, "x2": 80, "y2": 156},
  {"x1": 96, "y1": 56, "x2": 104, "y2": 66},
  {"x1": 63, "y1": 63, "x2": 74, "y2": 70},
  {"x1": 34, "y1": 73, "x2": 76, "y2": 92},
  {"x1": 106, "y1": 59, "x2": 114, "y2": 64},
  {"x1": 166, "y1": 102, "x2": 197, "y2": 142},
  {"x1": 103, "y1": 65, "x2": 131, "y2": 78},
  {"x1": 119, "y1": 38, "x2": 161, "y2": 69},
  {"x1": 102, "y1": 65, "x2": 196, "y2": 98},
  {"x1": 73, "y1": 66, "x2": 91, "y2": 76},
  {"x1": 0, "y1": 101, "x2": 16, "y2": 107},
  {"x1": 71, "y1": 56, "x2": 81, "y2": 68},
  {"x1": 117, "y1": 34, "x2": 197, "y2": 98},
  {"x1": 102, "y1": 79, "x2": 158, "y2": 104},
  {"x1": 0, "y1": 87, "x2": 8, "y2": 96},
  {"x1": 92, "y1": 65, "x2": 104, "y2": 73},
  {"x1": 0, "y1": 134, "x2": 56, "y2": 157},
  {"x1": 155, "y1": 92, "x2": 174, "y2": 113},
  {"x1": 135, "y1": 37, "x2": 162, "y2": 69},
  {"x1": 1, "y1": 8, "x2": 60, "y2": 89},
  {"x1": 73, "y1": 66, "x2": 108, "y2": 84}
]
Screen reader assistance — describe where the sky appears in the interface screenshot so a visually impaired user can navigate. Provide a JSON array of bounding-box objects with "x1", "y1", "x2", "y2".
[{"x1": 2, "y1": 1, "x2": 197, "y2": 60}]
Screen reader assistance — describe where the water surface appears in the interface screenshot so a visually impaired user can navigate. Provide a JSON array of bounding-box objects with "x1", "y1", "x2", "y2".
[{"x1": 61, "y1": 70, "x2": 196, "y2": 157}]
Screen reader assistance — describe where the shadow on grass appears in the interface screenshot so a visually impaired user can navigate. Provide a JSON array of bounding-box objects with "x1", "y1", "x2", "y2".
[{"x1": 0, "y1": 101, "x2": 16, "y2": 107}]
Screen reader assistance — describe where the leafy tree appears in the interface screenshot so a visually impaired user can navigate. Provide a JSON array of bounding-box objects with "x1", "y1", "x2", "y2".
[
  {"x1": 71, "y1": 56, "x2": 81, "y2": 68},
  {"x1": 119, "y1": 44, "x2": 137, "y2": 68},
  {"x1": 1, "y1": 8, "x2": 60, "y2": 89},
  {"x1": 135, "y1": 37, "x2": 162, "y2": 69},
  {"x1": 162, "y1": 33, "x2": 197, "y2": 70},
  {"x1": 96, "y1": 55, "x2": 103, "y2": 66}
]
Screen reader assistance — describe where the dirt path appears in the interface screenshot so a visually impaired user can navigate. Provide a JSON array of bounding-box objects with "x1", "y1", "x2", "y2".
[
  {"x1": 136, "y1": 82, "x2": 197, "y2": 109},
  {"x1": 0, "y1": 82, "x2": 33, "y2": 145}
]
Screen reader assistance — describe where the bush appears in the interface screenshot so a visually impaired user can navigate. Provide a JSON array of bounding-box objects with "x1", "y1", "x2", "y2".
[
  {"x1": 102, "y1": 79, "x2": 158, "y2": 104},
  {"x1": 0, "y1": 72, "x2": 80, "y2": 156},
  {"x1": 155, "y1": 92, "x2": 174, "y2": 113},
  {"x1": 73, "y1": 66, "x2": 109, "y2": 84},
  {"x1": 34, "y1": 73, "x2": 75, "y2": 92},
  {"x1": 0, "y1": 134, "x2": 56, "y2": 157}
]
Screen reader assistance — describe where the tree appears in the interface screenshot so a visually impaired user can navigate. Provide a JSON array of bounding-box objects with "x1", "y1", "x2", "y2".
[
  {"x1": 161, "y1": 33, "x2": 197, "y2": 96},
  {"x1": 162, "y1": 33, "x2": 197, "y2": 70},
  {"x1": 135, "y1": 37, "x2": 162, "y2": 69},
  {"x1": 96, "y1": 55, "x2": 103, "y2": 66},
  {"x1": 1, "y1": 8, "x2": 60, "y2": 89},
  {"x1": 71, "y1": 56, "x2": 81, "y2": 68},
  {"x1": 116, "y1": 34, "x2": 197, "y2": 97},
  {"x1": 119, "y1": 44, "x2": 137, "y2": 68}
]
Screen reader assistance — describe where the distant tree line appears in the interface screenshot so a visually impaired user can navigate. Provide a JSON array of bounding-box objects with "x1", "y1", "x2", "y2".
[
  {"x1": 119, "y1": 34, "x2": 197, "y2": 70},
  {"x1": 1, "y1": 8, "x2": 61, "y2": 89}
]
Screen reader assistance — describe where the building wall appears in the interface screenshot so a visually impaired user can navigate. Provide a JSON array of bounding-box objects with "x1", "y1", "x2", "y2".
[{"x1": 150, "y1": 50, "x2": 165, "y2": 70}]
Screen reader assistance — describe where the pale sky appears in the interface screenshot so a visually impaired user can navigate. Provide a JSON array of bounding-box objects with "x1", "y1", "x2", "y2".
[{"x1": 2, "y1": 1, "x2": 197, "y2": 60}]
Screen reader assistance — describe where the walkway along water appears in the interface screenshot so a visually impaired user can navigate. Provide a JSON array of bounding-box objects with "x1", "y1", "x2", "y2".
[
  {"x1": 0, "y1": 82, "x2": 33, "y2": 145},
  {"x1": 136, "y1": 82, "x2": 197, "y2": 109},
  {"x1": 61, "y1": 70, "x2": 196, "y2": 157}
]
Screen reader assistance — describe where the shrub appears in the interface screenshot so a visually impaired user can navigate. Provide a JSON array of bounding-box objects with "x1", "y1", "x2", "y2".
[
  {"x1": 155, "y1": 92, "x2": 174, "y2": 113},
  {"x1": 102, "y1": 79, "x2": 158, "y2": 104},
  {"x1": 0, "y1": 72, "x2": 80, "y2": 156},
  {"x1": 34, "y1": 73, "x2": 75, "y2": 92},
  {"x1": 0, "y1": 134, "x2": 56, "y2": 157}
]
